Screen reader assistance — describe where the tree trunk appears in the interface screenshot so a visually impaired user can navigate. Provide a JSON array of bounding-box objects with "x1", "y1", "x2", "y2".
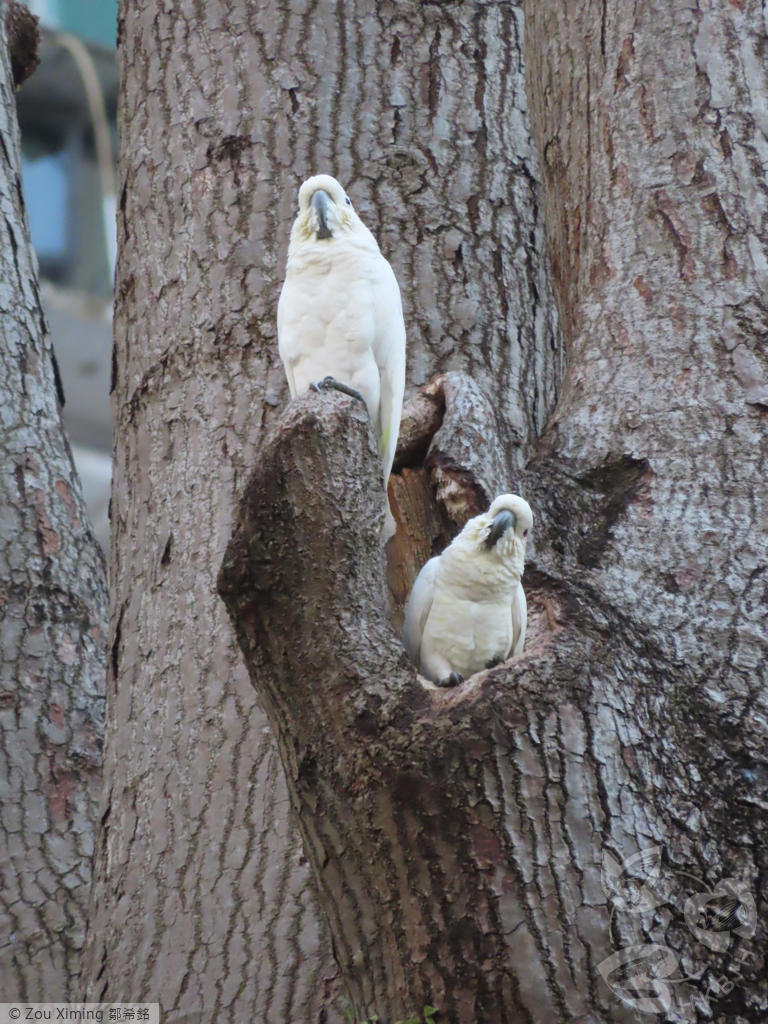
[
  {"x1": 220, "y1": 1, "x2": 768, "y2": 1022},
  {"x1": 221, "y1": 391, "x2": 567, "y2": 1023},
  {"x1": 0, "y1": 15, "x2": 108, "y2": 1000},
  {"x1": 519, "y1": 0, "x2": 768, "y2": 1013},
  {"x1": 83, "y1": 2, "x2": 555, "y2": 1020}
]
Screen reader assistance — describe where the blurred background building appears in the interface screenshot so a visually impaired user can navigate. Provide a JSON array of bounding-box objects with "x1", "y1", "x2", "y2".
[{"x1": 16, "y1": 0, "x2": 117, "y2": 549}]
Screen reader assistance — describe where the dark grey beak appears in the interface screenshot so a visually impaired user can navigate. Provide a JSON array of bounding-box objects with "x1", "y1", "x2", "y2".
[
  {"x1": 484, "y1": 509, "x2": 516, "y2": 549},
  {"x1": 311, "y1": 189, "x2": 333, "y2": 239}
]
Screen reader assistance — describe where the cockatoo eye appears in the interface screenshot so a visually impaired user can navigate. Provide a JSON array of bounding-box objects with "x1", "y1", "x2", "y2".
[
  {"x1": 345, "y1": 196, "x2": 352, "y2": 206},
  {"x1": 523, "y1": 529, "x2": 529, "y2": 537}
]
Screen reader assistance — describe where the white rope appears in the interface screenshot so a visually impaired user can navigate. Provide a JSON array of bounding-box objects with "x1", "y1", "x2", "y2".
[{"x1": 52, "y1": 31, "x2": 116, "y2": 282}]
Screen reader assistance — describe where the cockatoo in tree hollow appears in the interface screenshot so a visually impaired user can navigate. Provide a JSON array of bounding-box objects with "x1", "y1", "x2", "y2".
[
  {"x1": 277, "y1": 174, "x2": 406, "y2": 540},
  {"x1": 402, "y1": 494, "x2": 533, "y2": 687}
]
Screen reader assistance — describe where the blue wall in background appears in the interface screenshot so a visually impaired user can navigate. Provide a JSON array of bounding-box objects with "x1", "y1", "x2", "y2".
[{"x1": 27, "y1": 0, "x2": 117, "y2": 49}]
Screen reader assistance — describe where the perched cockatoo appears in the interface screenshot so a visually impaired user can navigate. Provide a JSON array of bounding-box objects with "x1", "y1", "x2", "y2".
[
  {"x1": 402, "y1": 494, "x2": 533, "y2": 686},
  {"x1": 277, "y1": 174, "x2": 406, "y2": 540}
]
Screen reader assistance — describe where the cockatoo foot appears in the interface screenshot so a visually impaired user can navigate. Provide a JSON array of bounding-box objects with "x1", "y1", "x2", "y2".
[
  {"x1": 435, "y1": 672, "x2": 464, "y2": 688},
  {"x1": 311, "y1": 376, "x2": 366, "y2": 405},
  {"x1": 485, "y1": 656, "x2": 503, "y2": 669}
]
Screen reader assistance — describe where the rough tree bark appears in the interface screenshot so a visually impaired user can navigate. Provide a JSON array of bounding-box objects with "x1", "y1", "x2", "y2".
[
  {"x1": 220, "y1": 1, "x2": 768, "y2": 1022},
  {"x1": 517, "y1": 0, "x2": 768, "y2": 1015},
  {"x1": 0, "y1": 13, "x2": 107, "y2": 1001},
  {"x1": 83, "y1": 2, "x2": 556, "y2": 1020}
]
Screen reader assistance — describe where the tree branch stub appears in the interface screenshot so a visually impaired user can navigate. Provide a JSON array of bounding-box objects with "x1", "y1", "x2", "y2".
[
  {"x1": 6, "y1": 1, "x2": 39, "y2": 87},
  {"x1": 219, "y1": 389, "x2": 421, "y2": 733}
]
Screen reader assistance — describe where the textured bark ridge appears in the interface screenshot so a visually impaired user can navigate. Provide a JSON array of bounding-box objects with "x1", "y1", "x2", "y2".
[{"x1": 0, "y1": 13, "x2": 107, "y2": 1000}]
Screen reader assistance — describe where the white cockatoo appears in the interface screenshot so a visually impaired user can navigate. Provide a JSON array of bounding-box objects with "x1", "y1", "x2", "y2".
[
  {"x1": 402, "y1": 494, "x2": 533, "y2": 687},
  {"x1": 277, "y1": 174, "x2": 406, "y2": 539}
]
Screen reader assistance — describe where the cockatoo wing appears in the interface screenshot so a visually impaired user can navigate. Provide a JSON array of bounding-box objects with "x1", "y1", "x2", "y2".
[
  {"x1": 276, "y1": 282, "x2": 297, "y2": 396},
  {"x1": 276, "y1": 271, "x2": 332, "y2": 399},
  {"x1": 402, "y1": 556, "x2": 440, "y2": 669},
  {"x1": 371, "y1": 260, "x2": 406, "y2": 482},
  {"x1": 511, "y1": 582, "x2": 527, "y2": 657},
  {"x1": 277, "y1": 253, "x2": 394, "y2": 430}
]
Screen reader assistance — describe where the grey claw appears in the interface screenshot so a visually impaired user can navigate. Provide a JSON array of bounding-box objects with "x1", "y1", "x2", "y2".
[
  {"x1": 436, "y1": 672, "x2": 464, "y2": 688},
  {"x1": 311, "y1": 376, "x2": 366, "y2": 405},
  {"x1": 485, "y1": 657, "x2": 503, "y2": 669}
]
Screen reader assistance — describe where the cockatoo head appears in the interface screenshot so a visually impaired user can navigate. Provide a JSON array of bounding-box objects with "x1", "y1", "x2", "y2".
[
  {"x1": 483, "y1": 494, "x2": 533, "y2": 553},
  {"x1": 439, "y1": 493, "x2": 532, "y2": 593},
  {"x1": 452, "y1": 493, "x2": 532, "y2": 571},
  {"x1": 289, "y1": 174, "x2": 379, "y2": 252}
]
